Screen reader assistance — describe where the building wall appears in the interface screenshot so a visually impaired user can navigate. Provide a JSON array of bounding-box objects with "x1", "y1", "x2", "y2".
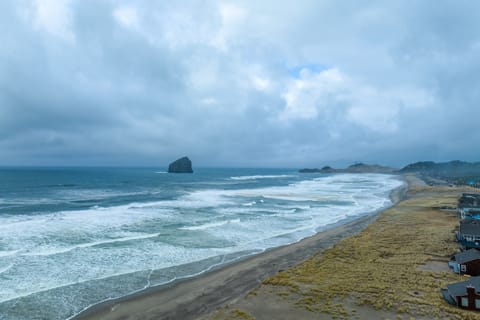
[
  {"x1": 456, "y1": 287, "x2": 480, "y2": 310},
  {"x1": 465, "y1": 260, "x2": 480, "y2": 276}
]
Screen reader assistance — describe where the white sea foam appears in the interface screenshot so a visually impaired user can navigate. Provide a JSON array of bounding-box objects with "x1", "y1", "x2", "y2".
[
  {"x1": 230, "y1": 174, "x2": 295, "y2": 180},
  {"x1": 0, "y1": 264, "x2": 13, "y2": 275},
  {"x1": 55, "y1": 189, "x2": 150, "y2": 201},
  {"x1": 187, "y1": 174, "x2": 401, "y2": 204},
  {"x1": 21, "y1": 233, "x2": 162, "y2": 257},
  {"x1": 0, "y1": 173, "x2": 404, "y2": 319},
  {"x1": 0, "y1": 250, "x2": 20, "y2": 257},
  {"x1": 180, "y1": 219, "x2": 241, "y2": 231}
]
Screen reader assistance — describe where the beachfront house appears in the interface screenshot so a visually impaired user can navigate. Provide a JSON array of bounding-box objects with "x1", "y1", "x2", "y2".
[
  {"x1": 459, "y1": 193, "x2": 480, "y2": 209},
  {"x1": 449, "y1": 249, "x2": 480, "y2": 276},
  {"x1": 442, "y1": 277, "x2": 480, "y2": 310},
  {"x1": 457, "y1": 220, "x2": 480, "y2": 250}
]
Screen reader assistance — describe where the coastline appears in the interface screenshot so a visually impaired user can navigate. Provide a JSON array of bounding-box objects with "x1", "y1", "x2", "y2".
[
  {"x1": 204, "y1": 176, "x2": 480, "y2": 320},
  {"x1": 73, "y1": 175, "x2": 407, "y2": 320}
]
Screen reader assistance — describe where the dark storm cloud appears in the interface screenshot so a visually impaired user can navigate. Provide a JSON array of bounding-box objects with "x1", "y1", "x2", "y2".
[{"x1": 1, "y1": 0, "x2": 480, "y2": 167}]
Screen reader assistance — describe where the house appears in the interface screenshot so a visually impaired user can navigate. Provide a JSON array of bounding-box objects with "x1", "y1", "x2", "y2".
[
  {"x1": 457, "y1": 219, "x2": 480, "y2": 250},
  {"x1": 442, "y1": 277, "x2": 480, "y2": 310},
  {"x1": 459, "y1": 193, "x2": 480, "y2": 209},
  {"x1": 459, "y1": 208, "x2": 480, "y2": 220},
  {"x1": 449, "y1": 249, "x2": 480, "y2": 276}
]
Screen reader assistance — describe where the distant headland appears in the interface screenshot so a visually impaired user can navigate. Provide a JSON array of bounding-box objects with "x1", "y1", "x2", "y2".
[
  {"x1": 300, "y1": 160, "x2": 480, "y2": 188},
  {"x1": 299, "y1": 163, "x2": 396, "y2": 174}
]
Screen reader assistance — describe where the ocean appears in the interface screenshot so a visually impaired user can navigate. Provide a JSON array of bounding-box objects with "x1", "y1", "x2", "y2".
[{"x1": 0, "y1": 167, "x2": 403, "y2": 320}]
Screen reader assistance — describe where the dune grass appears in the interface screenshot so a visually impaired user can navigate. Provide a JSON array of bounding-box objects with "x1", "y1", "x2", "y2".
[
  {"x1": 260, "y1": 187, "x2": 480, "y2": 319},
  {"x1": 208, "y1": 307, "x2": 256, "y2": 320}
]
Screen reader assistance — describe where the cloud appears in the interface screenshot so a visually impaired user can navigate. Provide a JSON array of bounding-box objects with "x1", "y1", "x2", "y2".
[
  {"x1": 113, "y1": 5, "x2": 140, "y2": 30},
  {"x1": 0, "y1": 0, "x2": 479, "y2": 167},
  {"x1": 280, "y1": 68, "x2": 346, "y2": 121},
  {"x1": 31, "y1": 0, "x2": 75, "y2": 41},
  {"x1": 279, "y1": 67, "x2": 434, "y2": 134}
]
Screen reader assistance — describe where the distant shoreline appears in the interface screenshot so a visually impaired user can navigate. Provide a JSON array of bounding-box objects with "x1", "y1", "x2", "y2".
[{"x1": 73, "y1": 174, "x2": 408, "y2": 320}]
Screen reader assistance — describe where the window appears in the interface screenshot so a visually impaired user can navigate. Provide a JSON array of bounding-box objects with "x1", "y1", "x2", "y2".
[
  {"x1": 462, "y1": 297, "x2": 469, "y2": 307},
  {"x1": 476, "y1": 299, "x2": 480, "y2": 309}
]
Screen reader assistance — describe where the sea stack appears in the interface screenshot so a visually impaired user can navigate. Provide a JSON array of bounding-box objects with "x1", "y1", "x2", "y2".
[{"x1": 168, "y1": 156, "x2": 193, "y2": 173}]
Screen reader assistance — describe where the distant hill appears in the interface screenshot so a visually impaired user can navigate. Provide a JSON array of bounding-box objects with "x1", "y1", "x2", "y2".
[
  {"x1": 299, "y1": 163, "x2": 396, "y2": 174},
  {"x1": 399, "y1": 160, "x2": 480, "y2": 187},
  {"x1": 399, "y1": 160, "x2": 480, "y2": 176},
  {"x1": 300, "y1": 160, "x2": 480, "y2": 187}
]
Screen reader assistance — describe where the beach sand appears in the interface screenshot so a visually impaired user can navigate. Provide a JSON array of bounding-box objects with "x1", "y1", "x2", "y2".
[
  {"x1": 74, "y1": 175, "x2": 480, "y2": 320},
  {"x1": 204, "y1": 176, "x2": 480, "y2": 320},
  {"x1": 73, "y1": 179, "x2": 406, "y2": 320}
]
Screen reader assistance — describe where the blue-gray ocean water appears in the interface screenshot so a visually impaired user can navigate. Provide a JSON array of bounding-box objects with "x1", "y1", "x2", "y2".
[{"x1": 0, "y1": 167, "x2": 403, "y2": 320}]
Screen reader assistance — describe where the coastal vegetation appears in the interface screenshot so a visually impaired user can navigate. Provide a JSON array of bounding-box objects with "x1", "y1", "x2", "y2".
[{"x1": 207, "y1": 184, "x2": 480, "y2": 319}]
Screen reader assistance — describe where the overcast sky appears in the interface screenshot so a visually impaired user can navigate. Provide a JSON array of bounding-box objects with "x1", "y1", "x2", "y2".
[{"x1": 1, "y1": 0, "x2": 479, "y2": 168}]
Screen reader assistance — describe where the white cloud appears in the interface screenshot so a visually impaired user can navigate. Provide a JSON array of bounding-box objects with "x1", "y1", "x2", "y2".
[
  {"x1": 210, "y1": 2, "x2": 247, "y2": 51},
  {"x1": 32, "y1": 0, "x2": 74, "y2": 41},
  {"x1": 251, "y1": 75, "x2": 270, "y2": 91},
  {"x1": 279, "y1": 68, "x2": 346, "y2": 121},
  {"x1": 113, "y1": 5, "x2": 140, "y2": 30},
  {"x1": 279, "y1": 67, "x2": 434, "y2": 133},
  {"x1": 346, "y1": 85, "x2": 434, "y2": 133}
]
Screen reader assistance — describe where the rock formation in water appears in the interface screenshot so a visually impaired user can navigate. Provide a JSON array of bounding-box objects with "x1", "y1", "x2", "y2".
[{"x1": 168, "y1": 156, "x2": 193, "y2": 173}]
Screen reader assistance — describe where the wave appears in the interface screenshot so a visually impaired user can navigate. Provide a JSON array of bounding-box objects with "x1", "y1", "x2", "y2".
[
  {"x1": 0, "y1": 172, "x2": 404, "y2": 320},
  {"x1": 0, "y1": 264, "x2": 13, "y2": 275},
  {"x1": 230, "y1": 174, "x2": 295, "y2": 181},
  {"x1": 0, "y1": 250, "x2": 20, "y2": 257},
  {"x1": 21, "y1": 233, "x2": 161, "y2": 257},
  {"x1": 45, "y1": 184, "x2": 78, "y2": 188},
  {"x1": 155, "y1": 171, "x2": 168, "y2": 174},
  {"x1": 180, "y1": 219, "x2": 241, "y2": 231},
  {"x1": 2, "y1": 249, "x2": 262, "y2": 320},
  {"x1": 0, "y1": 189, "x2": 153, "y2": 208}
]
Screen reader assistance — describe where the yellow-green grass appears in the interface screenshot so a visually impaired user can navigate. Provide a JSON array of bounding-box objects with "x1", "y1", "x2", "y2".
[
  {"x1": 208, "y1": 307, "x2": 256, "y2": 320},
  {"x1": 262, "y1": 187, "x2": 480, "y2": 319}
]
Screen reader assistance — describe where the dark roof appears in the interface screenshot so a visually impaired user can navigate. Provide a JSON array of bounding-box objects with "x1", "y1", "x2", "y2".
[
  {"x1": 454, "y1": 249, "x2": 480, "y2": 264},
  {"x1": 460, "y1": 219, "x2": 480, "y2": 235},
  {"x1": 441, "y1": 288, "x2": 456, "y2": 305},
  {"x1": 447, "y1": 277, "x2": 480, "y2": 297},
  {"x1": 459, "y1": 193, "x2": 480, "y2": 208}
]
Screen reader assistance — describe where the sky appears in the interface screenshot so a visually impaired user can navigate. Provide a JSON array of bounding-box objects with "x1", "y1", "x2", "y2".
[{"x1": 1, "y1": 0, "x2": 479, "y2": 168}]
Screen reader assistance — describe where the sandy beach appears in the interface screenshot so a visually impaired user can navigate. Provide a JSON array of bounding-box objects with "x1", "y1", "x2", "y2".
[
  {"x1": 204, "y1": 177, "x2": 480, "y2": 320},
  {"x1": 73, "y1": 177, "x2": 407, "y2": 320},
  {"x1": 74, "y1": 174, "x2": 480, "y2": 320}
]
